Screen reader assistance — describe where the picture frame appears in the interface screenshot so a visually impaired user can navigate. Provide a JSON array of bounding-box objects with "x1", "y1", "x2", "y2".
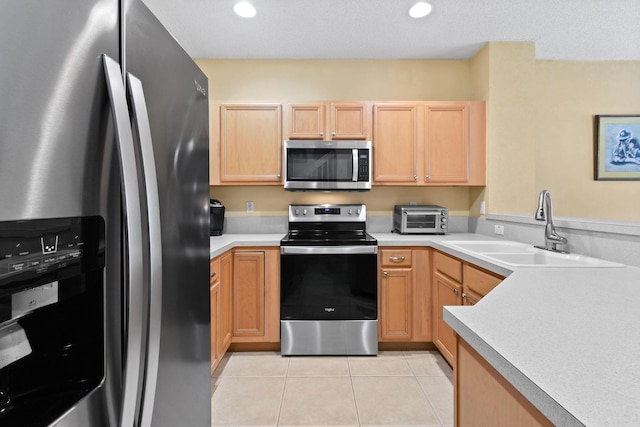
[{"x1": 595, "y1": 115, "x2": 640, "y2": 180}]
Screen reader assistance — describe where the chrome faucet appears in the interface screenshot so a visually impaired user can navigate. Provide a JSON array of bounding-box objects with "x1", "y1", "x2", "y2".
[{"x1": 534, "y1": 189, "x2": 568, "y2": 253}]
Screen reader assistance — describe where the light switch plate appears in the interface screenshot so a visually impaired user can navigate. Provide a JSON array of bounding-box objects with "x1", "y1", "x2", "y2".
[{"x1": 246, "y1": 201, "x2": 254, "y2": 214}]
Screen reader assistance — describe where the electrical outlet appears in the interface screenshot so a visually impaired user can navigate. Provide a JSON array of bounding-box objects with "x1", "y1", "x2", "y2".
[
  {"x1": 246, "y1": 201, "x2": 254, "y2": 214},
  {"x1": 479, "y1": 201, "x2": 486, "y2": 215},
  {"x1": 494, "y1": 224, "x2": 505, "y2": 236}
]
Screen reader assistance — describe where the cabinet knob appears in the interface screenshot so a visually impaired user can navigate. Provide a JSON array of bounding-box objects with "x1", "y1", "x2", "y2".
[
  {"x1": 453, "y1": 288, "x2": 459, "y2": 295},
  {"x1": 383, "y1": 271, "x2": 388, "y2": 278},
  {"x1": 389, "y1": 256, "x2": 405, "y2": 262},
  {"x1": 319, "y1": 132, "x2": 324, "y2": 137},
  {"x1": 332, "y1": 131, "x2": 336, "y2": 137},
  {"x1": 462, "y1": 292, "x2": 467, "y2": 299},
  {"x1": 276, "y1": 174, "x2": 281, "y2": 179},
  {"x1": 426, "y1": 175, "x2": 430, "y2": 180},
  {"x1": 413, "y1": 175, "x2": 418, "y2": 181},
  {"x1": 210, "y1": 271, "x2": 217, "y2": 279}
]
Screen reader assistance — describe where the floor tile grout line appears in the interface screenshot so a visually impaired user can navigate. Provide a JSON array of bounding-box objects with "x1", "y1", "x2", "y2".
[{"x1": 347, "y1": 357, "x2": 363, "y2": 427}]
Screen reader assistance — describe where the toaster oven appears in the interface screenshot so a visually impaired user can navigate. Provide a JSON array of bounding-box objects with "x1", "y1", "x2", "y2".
[{"x1": 393, "y1": 205, "x2": 448, "y2": 234}]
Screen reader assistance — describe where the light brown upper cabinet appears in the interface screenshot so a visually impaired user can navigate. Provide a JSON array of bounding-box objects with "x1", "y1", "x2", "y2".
[
  {"x1": 286, "y1": 102, "x2": 370, "y2": 140},
  {"x1": 373, "y1": 101, "x2": 486, "y2": 186},
  {"x1": 213, "y1": 103, "x2": 282, "y2": 185},
  {"x1": 372, "y1": 103, "x2": 419, "y2": 183}
]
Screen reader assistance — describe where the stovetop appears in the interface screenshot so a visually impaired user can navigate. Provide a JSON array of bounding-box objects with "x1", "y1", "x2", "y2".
[
  {"x1": 281, "y1": 204, "x2": 377, "y2": 246},
  {"x1": 280, "y1": 229, "x2": 377, "y2": 246}
]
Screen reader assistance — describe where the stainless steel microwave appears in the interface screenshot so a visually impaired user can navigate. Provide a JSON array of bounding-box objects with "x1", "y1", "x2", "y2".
[
  {"x1": 283, "y1": 140, "x2": 372, "y2": 191},
  {"x1": 393, "y1": 205, "x2": 449, "y2": 234}
]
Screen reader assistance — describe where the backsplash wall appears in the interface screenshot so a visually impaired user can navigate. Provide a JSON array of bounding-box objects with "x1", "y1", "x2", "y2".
[{"x1": 209, "y1": 186, "x2": 474, "y2": 217}]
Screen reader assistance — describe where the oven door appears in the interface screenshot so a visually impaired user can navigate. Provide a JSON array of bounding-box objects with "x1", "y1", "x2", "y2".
[{"x1": 280, "y1": 246, "x2": 377, "y2": 321}]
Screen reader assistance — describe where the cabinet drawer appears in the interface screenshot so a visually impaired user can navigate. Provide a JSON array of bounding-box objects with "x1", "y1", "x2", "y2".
[
  {"x1": 380, "y1": 249, "x2": 412, "y2": 267},
  {"x1": 210, "y1": 257, "x2": 221, "y2": 285},
  {"x1": 463, "y1": 265, "x2": 503, "y2": 297},
  {"x1": 433, "y1": 251, "x2": 462, "y2": 282}
]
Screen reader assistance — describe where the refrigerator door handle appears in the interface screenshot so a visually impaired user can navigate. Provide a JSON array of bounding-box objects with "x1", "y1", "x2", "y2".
[
  {"x1": 126, "y1": 72, "x2": 163, "y2": 427},
  {"x1": 102, "y1": 54, "x2": 145, "y2": 427}
]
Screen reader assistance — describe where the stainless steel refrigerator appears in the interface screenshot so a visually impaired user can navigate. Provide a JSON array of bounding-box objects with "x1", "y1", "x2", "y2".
[{"x1": 0, "y1": 1, "x2": 210, "y2": 426}]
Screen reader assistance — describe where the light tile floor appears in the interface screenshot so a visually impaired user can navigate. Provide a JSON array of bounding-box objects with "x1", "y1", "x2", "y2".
[{"x1": 211, "y1": 350, "x2": 453, "y2": 427}]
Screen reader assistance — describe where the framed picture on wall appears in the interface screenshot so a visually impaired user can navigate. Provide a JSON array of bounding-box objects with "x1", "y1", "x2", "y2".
[{"x1": 595, "y1": 115, "x2": 640, "y2": 180}]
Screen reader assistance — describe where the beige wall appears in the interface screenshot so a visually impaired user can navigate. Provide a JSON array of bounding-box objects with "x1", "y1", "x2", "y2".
[
  {"x1": 199, "y1": 49, "x2": 640, "y2": 222},
  {"x1": 534, "y1": 60, "x2": 640, "y2": 221}
]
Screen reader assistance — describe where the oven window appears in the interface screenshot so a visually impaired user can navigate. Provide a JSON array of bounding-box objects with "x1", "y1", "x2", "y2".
[
  {"x1": 287, "y1": 149, "x2": 354, "y2": 181},
  {"x1": 281, "y1": 253, "x2": 377, "y2": 320},
  {"x1": 406, "y1": 214, "x2": 436, "y2": 229}
]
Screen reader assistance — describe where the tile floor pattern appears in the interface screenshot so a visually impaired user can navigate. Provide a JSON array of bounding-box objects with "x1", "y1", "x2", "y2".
[{"x1": 211, "y1": 351, "x2": 453, "y2": 427}]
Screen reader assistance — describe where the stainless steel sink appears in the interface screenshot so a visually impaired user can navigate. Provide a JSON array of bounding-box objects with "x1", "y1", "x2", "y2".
[{"x1": 443, "y1": 240, "x2": 625, "y2": 268}]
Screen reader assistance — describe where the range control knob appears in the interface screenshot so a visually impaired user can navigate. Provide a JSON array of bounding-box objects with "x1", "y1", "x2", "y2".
[
  {"x1": 295, "y1": 209, "x2": 300, "y2": 215},
  {"x1": 348, "y1": 209, "x2": 353, "y2": 215},
  {"x1": 302, "y1": 209, "x2": 308, "y2": 215},
  {"x1": 441, "y1": 217, "x2": 447, "y2": 223},
  {"x1": 441, "y1": 224, "x2": 447, "y2": 229},
  {"x1": 356, "y1": 208, "x2": 361, "y2": 215},
  {"x1": 441, "y1": 210, "x2": 447, "y2": 216}
]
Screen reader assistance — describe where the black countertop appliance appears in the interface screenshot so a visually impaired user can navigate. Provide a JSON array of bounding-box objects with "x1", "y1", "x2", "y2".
[{"x1": 210, "y1": 199, "x2": 224, "y2": 235}]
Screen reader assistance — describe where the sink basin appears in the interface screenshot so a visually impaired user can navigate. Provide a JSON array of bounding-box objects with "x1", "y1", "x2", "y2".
[{"x1": 443, "y1": 240, "x2": 625, "y2": 268}]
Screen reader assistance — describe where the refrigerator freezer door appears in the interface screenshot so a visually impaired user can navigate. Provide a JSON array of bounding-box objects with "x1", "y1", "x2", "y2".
[{"x1": 1, "y1": 1, "x2": 122, "y2": 426}]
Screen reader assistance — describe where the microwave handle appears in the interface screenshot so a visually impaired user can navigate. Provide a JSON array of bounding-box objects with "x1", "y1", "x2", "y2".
[{"x1": 352, "y1": 149, "x2": 358, "y2": 182}]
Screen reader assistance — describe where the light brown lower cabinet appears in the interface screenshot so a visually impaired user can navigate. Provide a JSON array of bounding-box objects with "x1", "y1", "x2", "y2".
[
  {"x1": 433, "y1": 250, "x2": 504, "y2": 367},
  {"x1": 210, "y1": 257, "x2": 222, "y2": 373},
  {"x1": 231, "y1": 248, "x2": 280, "y2": 343},
  {"x1": 378, "y1": 247, "x2": 431, "y2": 342},
  {"x1": 456, "y1": 337, "x2": 553, "y2": 426}
]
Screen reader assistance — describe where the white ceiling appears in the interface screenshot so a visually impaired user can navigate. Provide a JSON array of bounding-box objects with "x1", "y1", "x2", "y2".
[{"x1": 142, "y1": 0, "x2": 640, "y2": 61}]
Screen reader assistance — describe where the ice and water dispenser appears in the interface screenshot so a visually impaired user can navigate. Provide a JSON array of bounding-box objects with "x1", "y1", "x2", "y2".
[{"x1": 0, "y1": 217, "x2": 105, "y2": 426}]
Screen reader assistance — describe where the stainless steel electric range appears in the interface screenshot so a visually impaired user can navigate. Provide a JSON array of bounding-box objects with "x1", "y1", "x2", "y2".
[{"x1": 280, "y1": 204, "x2": 378, "y2": 356}]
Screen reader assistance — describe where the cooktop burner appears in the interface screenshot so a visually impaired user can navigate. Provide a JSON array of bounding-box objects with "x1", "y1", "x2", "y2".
[{"x1": 280, "y1": 204, "x2": 377, "y2": 247}]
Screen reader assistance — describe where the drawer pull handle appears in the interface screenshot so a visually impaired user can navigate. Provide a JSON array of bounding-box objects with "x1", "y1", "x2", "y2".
[
  {"x1": 210, "y1": 271, "x2": 217, "y2": 279},
  {"x1": 389, "y1": 256, "x2": 405, "y2": 262}
]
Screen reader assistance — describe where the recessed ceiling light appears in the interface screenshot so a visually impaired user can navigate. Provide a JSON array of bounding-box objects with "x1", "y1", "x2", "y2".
[
  {"x1": 409, "y1": 2, "x2": 432, "y2": 18},
  {"x1": 234, "y1": 1, "x2": 256, "y2": 18}
]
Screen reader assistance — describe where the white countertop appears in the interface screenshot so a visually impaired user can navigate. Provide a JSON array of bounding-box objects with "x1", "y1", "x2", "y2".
[{"x1": 210, "y1": 232, "x2": 640, "y2": 426}]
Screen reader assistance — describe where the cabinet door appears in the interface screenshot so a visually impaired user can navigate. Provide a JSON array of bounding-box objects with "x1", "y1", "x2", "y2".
[
  {"x1": 463, "y1": 264, "x2": 503, "y2": 299},
  {"x1": 424, "y1": 103, "x2": 469, "y2": 183},
  {"x1": 210, "y1": 281, "x2": 220, "y2": 374},
  {"x1": 373, "y1": 103, "x2": 419, "y2": 184},
  {"x1": 232, "y1": 251, "x2": 266, "y2": 338},
  {"x1": 457, "y1": 339, "x2": 554, "y2": 426},
  {"x1": 219, "y1": 104, "x2": 282, "y2": 183},
  {"x1": 380, "y1": 268, "x2": 412, "y2": 341},
  {"x1": 219, "y1": 252, "x2": 233, "y2": 354},
  {"x1": 288, "y1": 104, "x2": 325, "y2": 139},
  {"x1": 330, "y1": 102, "x2": 369, "y2": 140},
  {"x1": 433, "y1": 272, "x2": 461, "y2": 366}
]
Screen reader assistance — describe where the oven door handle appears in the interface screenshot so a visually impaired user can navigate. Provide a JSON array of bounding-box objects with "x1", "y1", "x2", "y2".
[{"x1": 281, "y1": 246, "x2": 378, "y2": 255}]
